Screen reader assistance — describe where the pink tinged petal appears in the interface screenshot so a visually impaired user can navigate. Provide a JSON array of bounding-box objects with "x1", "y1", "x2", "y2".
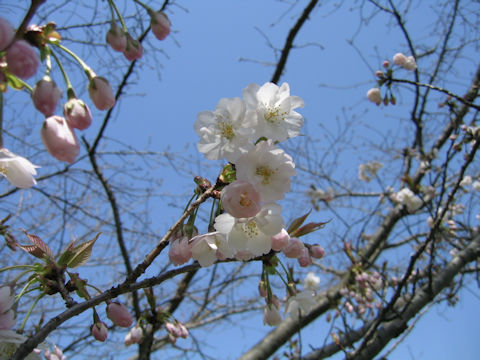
[
  {"x1": 91, "y1": 322, "x2": 108, "y2": 342},
  {"x1": 0, "y1": 287, "x2": 14, "y2": 313},
  {"x1": 106, "y1": 22, "x2": 127, "y2": 52},
  {"x1": 221, "y1": 180, "x2": 261, "y2": 218},
  {"x1": 271, "y1": 228, "x2": 290, "y2": 251},
  {"x1": 0, "y1": 309, "x2": 16, "y2": 330}
]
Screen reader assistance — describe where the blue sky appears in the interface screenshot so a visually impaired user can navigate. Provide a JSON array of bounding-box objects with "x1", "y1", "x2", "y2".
[{"x1": 2, "y1": 0, "x2": 479, "y2": 359}]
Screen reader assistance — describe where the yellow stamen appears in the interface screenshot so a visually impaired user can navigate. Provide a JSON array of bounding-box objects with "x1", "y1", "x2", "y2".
[
  {"x1": 256, "y1": 166, "x2": 276, "y2": 185},
  {"x1": 264, "y1": 106, "x2": 287, "y2": 124}
]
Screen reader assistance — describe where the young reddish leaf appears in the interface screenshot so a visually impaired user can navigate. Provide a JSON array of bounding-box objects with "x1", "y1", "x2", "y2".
[
  {"x1": 287, "y1": 210, "x2": 312, "y2": 235},
  {"x1": 66, "y1": 233, "x2": 101, "y2": 268},
  {"x1": 19, "y1": 230, "x2": 54, "y2": 261},
  {"x1": 290, "y1": 221, "x2": 329, "y2": 238}
]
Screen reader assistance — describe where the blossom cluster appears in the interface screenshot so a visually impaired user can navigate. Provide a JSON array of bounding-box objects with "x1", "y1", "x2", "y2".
[{"x1": 169, "y1": 82, "x2": 305, "y2": 267}]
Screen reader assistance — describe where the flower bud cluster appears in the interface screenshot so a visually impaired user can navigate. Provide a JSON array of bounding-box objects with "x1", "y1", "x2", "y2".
[
  {"x1": 164, "y1": 321, "x2": 189, "y2": 343},
  {"x1": 105, "y1": 10, "x2": 170, "y2": 61},
  {"x1": 340, "y1": 271, "x2": 383, "y2": 316},
  {"x1": 124, "y1": 324, "x2": 144, "y2": 346},
  {"x1": 43, "y1": 345, "x2": 66, "y2": 360}
]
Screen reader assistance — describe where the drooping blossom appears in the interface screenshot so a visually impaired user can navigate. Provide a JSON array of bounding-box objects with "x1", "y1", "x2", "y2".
[
  {"x1": 0, "y1": 148, "x2": 38, "y2": 188},
  {"x1": 473, "y1": 180, "x2": 480, "y2": 191},
  {"x1": 236, "y1": 140, "x2": 296, "y2": 202},
  {"x1": 366, "y1": 88, "x2": 382, "y2": 105},
  {"x1": 31, "y1": 77, "x2": 62, "y2": 116},
  {"x1": 0, "y1": 17, "x2": 15, "y2": 51},
  {"x1": 220, "y1": 180, "x2": 261, "y2": 218},
  {"x1": 106, "y1": 22, "x2": 127, "y2": 52},
  {"x1": 123, "y1": 34, "x2": 143, "y2": 61},
  {"x1": 41, "y1": 116, "x2": 79, "y2": 164},
  {"x1": 150, "y1": 11, "x2": 171, "y2": 40},
  {"x1": 63, "y1": 98, "x2": 92, "y2": 130},
  {"x1": 168, "y1": 235, "x2": 192, "y2": 266},
  {"x1": 5, "y1": 40, "x2": 40, "y2": 79},
  {"x1": 214, "y1": 203, "x2": 285, "y2": 256},
  {"x1": 285, "y1": 290, "x2": 316, "y2": 318},
  {"x1": 106, "y1": 302, "x2": 133, "y2": 328},
  {"x1": 124, "y1": 324, "x2": 143, "y2": 346},
  {"x1": 195, "y1": 97, "x2": 256, "y2": 163},
  {"x1": 88, "y1": 76, "x2": 115, "y2": 110},
  {"x1": 190, "y1": 232, "x2": 234, "y2": 267},
  {"x1": 91, "y1": 322, "x2": 108, "y2": 342},
  {"x1": 243, "y1": 82, "x2": 304, "y2": 142},
  {"x1": 165, "y1": 321, "x2": 188, "y2": 339}
]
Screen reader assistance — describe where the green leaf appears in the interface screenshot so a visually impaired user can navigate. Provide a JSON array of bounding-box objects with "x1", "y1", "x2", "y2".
[
  {"x1": 65, "y1": 233, "x2": 101, "y2": 268},
  {"x1": 287, "y1": 210, "x2": 312, "y2": 235}
]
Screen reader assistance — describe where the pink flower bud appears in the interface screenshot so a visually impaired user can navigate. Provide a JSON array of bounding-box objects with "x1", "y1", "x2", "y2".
[
  {"x1": 106, "y1": 302, "x2": 133, "y2": 328},
  {"x1": 88, "y1": 76, "x2": 115, "y2": 110},
  {"x1": 123, "y1": 34, "x2": 143, "y2": 61},
  {"x1": 258, "y1": 281, "x2": 267, "y2": 298},
  {"x1": 176, "y1": 322, "x2": 189, "y2": 338},
  {"x1": 64, "y1": 98, "x2": 92, "y2": 130},
  {"x1": 124, "y1": 324, "x2": 143, "y2": 346},
  {"x1": 41, "y1": 116, "x2": 79, "y2": 164},
  {"x1": 150, "y1": 11, "x2": 171, "y2": 41},
  {"x1": 366, "y1": 88, "x2": 382, "y2": 105},
  {"x1": 220, "y1": 180, "x2": 261, "y2": 218},
  {"x1": 263, "y1": 304, "x2": 282, "y2": 326},
  {"x1": 297, "y1": 247, "x2": 312, "y2": 267},
  {"x1": 393, "y1": 53, "x2": 407, "y2": 66},
  {"x1": 165, "y1": 322, "x2": 178, "y2": 336},
  {"x1": 91, "y1": 322, "x2": 108, "y2": 342},
  {"x1": 0, "y1": 17, "x2": 15, "y2": 51},
  {"x1": 282, "y1": 238, "x2": 305, "y2": 258},
  {"x1": 106, "y1": 22, "x2": 127, "y2": 52},
  {"x1": 32, "y1": 77, "x2": 62, "y2": 116},
  {"x1": 310, "y1": 245, "x2": 325, "y2": 259},
  {"x1": 168, "y1": 236, "x2": 192, "y2": 266},
  {"x1": 6, "y1": 40, "x2": 40, "y2": 79},
  {"x1": 382, "y1": 60, "x2": 390, "y2": 68},
  {"x1": 271, "y1": 228, "x2": 290, "y2": 251}
]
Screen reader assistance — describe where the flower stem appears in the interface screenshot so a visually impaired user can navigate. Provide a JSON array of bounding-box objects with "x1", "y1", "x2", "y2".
[
  {"x1": 50, "y1": 47, "x2": 76, "y2": 99},
  {"x1": 52, "y1": 42, "x2": 95, "y2": 80},
  {"x1": 107, "y1": 0, "x2": 129, "y2": 32},
  {"x1": 19, "y1": 293, "x2": 44, "y2": 333}
]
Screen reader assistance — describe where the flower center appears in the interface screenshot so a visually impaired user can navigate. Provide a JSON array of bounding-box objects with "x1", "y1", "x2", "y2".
[
  {"x1": 239, "y1": 192, "x2": 252, "y2": 207},
  {"x1": 242, "y1": 220, "x2": 259, "y2": 239},
  {"x1": 0, "y1": 166, "x2": 7, "y2": 176},
  {"x1": 216, "y1": 116, "x2": 235, "y2": 140},
  {"x1": 256, "y1": 166, "x2": 276, "y2": 185},
  {"x1": 264, "y1": 106, "x2": 286, "y2": 124}
]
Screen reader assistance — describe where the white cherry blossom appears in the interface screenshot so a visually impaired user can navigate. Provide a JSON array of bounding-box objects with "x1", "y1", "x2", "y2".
[
  {"x1": 285, "y1": 290, "x2": 316, "y2": 318},
  {"x1": 0, "y1": 148, "x2": 38, "y2": 188},
  {"x1": 243, "y1": 82, "x2": 304, "y2": 142},
  {"x1": 236, "y1": 140, "x2": 296, "y2": 202},
  {"x1": 190, "y1": 232, "x2": 234, "y2": 267},
  {"x1": 214, "y1": 203, "x2": 285, "y2": 256},
  {"x1": 194, "y1": 97, "x2": 256, "y2": 163}
]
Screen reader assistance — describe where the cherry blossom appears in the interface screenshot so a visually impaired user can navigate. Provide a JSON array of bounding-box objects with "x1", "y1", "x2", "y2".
[
  {"x1": 150, "y1": 11, "x2": 171, "y2": 40},
  {"x1": 190, "y1": 232, "x2": 234, "y2": 267},
  {"x1": 367, "y1": 88, "x2": 382, "y2": 105},
  {"x1": 285, "y1": 290, "x2": 316, "y2": 318},
  {"x1": 195, "y1": 97, "x2": 256, "y2": 163},
  {"x1": 0, "y1": 148, "x2": 38, "y2": 188},
  {"x1": 243, "y1": 82, "x2": 304, "y2": 142},
  {"x1": 31, "y1": 77, "x2": 62, "y2": 116},
  {"x1": 214, "y1": 203, "x2": 284, "y2": 256},
  {"x1": 220, "y1": 180, "x2": 261, "y2": 218},
  {"x1": 236, "y1": 140, "x2": 296, "y2": 202}
]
